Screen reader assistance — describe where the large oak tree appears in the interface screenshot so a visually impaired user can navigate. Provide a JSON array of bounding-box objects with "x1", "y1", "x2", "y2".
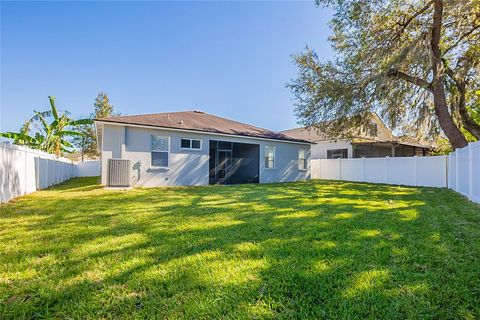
[{"x1": 289, "y1": 0, "x2": 480, "y2": 149}]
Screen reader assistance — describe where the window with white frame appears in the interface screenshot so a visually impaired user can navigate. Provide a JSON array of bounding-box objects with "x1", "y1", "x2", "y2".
[
  {"x1": 265, "y1": 145, "x2": 275, "y2": 169},
  {"x1": 327, "y1": 148, "x2": 348, "y2": 159},
  {"x1": 181, "y1": 138, "x2": 202, "y2": 150},
  {"x1": 151, "y1": 135, "x2": 169, "y2": 167},
  {"x1": 298, "y1": 148, "x2": 307, "y2": 170}
]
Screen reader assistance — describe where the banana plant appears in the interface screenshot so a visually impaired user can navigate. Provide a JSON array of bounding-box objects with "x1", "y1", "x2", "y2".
[{"x1": 0, "y1": 96, "x2": 92, "y2": 156}]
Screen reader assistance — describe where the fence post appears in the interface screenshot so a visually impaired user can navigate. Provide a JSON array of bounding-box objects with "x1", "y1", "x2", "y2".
[
  {"x1": 35, "y1": 150, "x2": 40, "y2": 190},
  {"x1": 24, "y1": 147, "x2": 28, "y2": 195},
  {"x1": 338, "y1": 158, "x2": 342, "y2": 180},
  {"x1": 444, "y1": 155, "x2": 448, "y2": 189},
  {"x1": 455, "y1": 150, "x2": 459, "y2": 192},
  {"x1": 468, "y1": 142, "x2": 473, "y2": 201},
  {"x1": 362, "y1": 157, "x2": 366, "y2": 181},
  {"x1": 318, "y1": 160, "x2": 322, "y2": 179},
  {"x1": 386, "y1": 156, "x2": 390, "y2": 184},
  {"x1": 414, "y1": 156, "x2": 418, "y2": 186}
]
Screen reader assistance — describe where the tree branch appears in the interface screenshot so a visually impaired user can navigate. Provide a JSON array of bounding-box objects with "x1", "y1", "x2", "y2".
[
  {"x1": 442, "y1": 59, "x2": 480, "y2": 139},
  {"x1": 392, "y1": 0, "x2": 434, "y2": 41},
  {"x1": 387, "y1": 68, "x2": 433, "y2": 91},
  {"x1": 444, "y1": 24, "x2": 480, "y2": 54}
]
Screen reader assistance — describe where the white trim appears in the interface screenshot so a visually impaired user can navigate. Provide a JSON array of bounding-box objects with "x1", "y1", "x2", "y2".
[
  {"x1": 150, "y1": 135, "x2": 170, "y2": 169},
  {"x1": 265, "y1": 145, "x2": 275, "y2": 170},
  {"x1": 94, "y1": 122, "x2": 102, "y2": 152},
  {"x1": 180, "y1": 137, "x2": 203, "y2": 151},
  {"x1": 94, "y1": 120, "x2": 312, "y2": 145}
]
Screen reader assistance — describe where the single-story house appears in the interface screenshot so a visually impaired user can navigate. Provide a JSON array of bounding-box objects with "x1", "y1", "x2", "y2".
[
  {"x1": 281, "y1": 113, "x2": 433, "y2": 159},
  {"x1": 94, "y1": 111, "x2": 312, "y2": 187}
]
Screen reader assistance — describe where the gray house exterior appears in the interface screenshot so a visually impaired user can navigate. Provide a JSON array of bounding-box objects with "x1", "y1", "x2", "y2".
[
  {"x1": 282, "y1": 113, "x2": 433, "y2": 159},
  {"x1": 95, "y1": 111, "x2": 312, "y2": 187}
]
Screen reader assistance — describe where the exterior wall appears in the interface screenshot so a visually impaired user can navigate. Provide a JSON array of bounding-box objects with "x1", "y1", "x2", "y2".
[
  {"x1": 101, "y1": 125, "x2": 124, "y2": 185},
  {"x1": 100, "y1": 124, "x2": 311, "y2": 187},
  {"x1": 311, "y1": 140, "x2": 353, "y2": 159},
  {"x1": 260, "y1": 141, "x2": 310, "y2": 184}
]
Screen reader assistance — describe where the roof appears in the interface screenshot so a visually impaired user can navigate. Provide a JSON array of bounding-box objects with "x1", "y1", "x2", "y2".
[
  {"x1": 95, "y1": 111, "x2": 311, "y2": 144},
  {"x1": 281, "y1": 113, "x2": 434, "y2": 149},
  {"x1": 395, "y1": 136, "x2": 434, "y2": 149},
  {"x1": 281, "y1": 127, "x2": 331, "y2": 142},
  {"x1": 281, "y1": 113, "x2": 394, "y2": 143}
]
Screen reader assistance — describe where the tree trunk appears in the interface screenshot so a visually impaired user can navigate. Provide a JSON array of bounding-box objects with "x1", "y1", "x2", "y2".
[
  {"x1": 430, "y1": 0, "x2": 468, "y2": 149},
  {"x1": 432, "y1": 85, "x2": 468, "y2": 148},
  {"x1": 81, "y1": 137, "x2": 85, "y2": 162}
]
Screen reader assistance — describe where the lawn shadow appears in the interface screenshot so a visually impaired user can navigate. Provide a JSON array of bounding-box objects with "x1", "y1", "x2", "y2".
[{"x1": 1, "y1": 178, "x2": 479, "y2": 319}]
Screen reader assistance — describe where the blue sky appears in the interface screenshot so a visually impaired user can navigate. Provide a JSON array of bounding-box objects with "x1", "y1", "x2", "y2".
[{"x1": 1, "y1": 1, "x2": 333, "y2": 133}]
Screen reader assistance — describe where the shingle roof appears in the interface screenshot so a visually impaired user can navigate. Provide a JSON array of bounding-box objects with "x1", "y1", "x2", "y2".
[
  {"x1": 281, "y1": 127, "x2": 331, "y2": 142},
  {"x1": 281, "y1": 113, "x2": 394, "y2": 142},
  {"x1": 95, "y1": 111, "x2": 311, "y2": 144},
  {"x1": 281, "y1": 113, "x2": 434, "y2": 149}
]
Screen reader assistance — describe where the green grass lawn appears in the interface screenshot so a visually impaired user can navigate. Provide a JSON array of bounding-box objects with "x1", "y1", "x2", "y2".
[{"x1": 1, "y1": 177, "x2": 479, "y2": 319}]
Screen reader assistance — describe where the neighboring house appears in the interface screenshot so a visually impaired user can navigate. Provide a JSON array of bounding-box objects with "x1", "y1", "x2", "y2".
[
  {"x1": 282, "y1": 113, "x2": 433, "y2": 159},
  {"x1": 94, "y1": 111, "x2": 312, "y2": 187}
]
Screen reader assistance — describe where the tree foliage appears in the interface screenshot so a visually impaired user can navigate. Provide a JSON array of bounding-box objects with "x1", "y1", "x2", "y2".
[
  {"x1": 0, "y1": 96, "x2": 91, "y2": 156},
  {"x1": 289, "y1": 0, "x2": 480, "y2": 149},
  {"x1": 71, "y1": 92, "x2": 118, "y2": 160},
  {"x1": 70, "y1": 123, "x2": 98, "y2": 161},
  {"x1": 94, "y1": 92, "x2": 116, "y2": 118}
]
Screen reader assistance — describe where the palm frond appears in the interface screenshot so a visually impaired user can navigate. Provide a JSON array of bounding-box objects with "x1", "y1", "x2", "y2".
[
  {"x1": 60, "y1": 139, "x2": 73, "y2": 148},
  {"x1": 48, "y1": 96, "x2": 59, "y2": 120},
  {"x1": 58, "y1": 130, "x2": 85, "y2": 137},
  {"x1": 33, "y1": 111, "x2": 51, "y2": 134},
  {"x1": 70, "y1": 118, "x2": 93, "y2": 126}
]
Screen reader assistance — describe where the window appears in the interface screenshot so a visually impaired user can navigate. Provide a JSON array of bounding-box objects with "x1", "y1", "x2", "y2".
[
  {"x1": 181, "y1": 138, "x2": 202, "y2": 150},
  {"x1": 151, "y1": 135, "x2": 169, "y2": 167},
  {"x1": 298, "y1": 149, "x2": 307, "y2": 170},
  {"x1": 192, "y1": 139, "x2": 201, "y2": 149},
  {"x1": 265, "y1": 145, "x2": 275, "y2": 169},
  {"x1": 327, "y1": 148, "x2": 348, "y2": 159}
]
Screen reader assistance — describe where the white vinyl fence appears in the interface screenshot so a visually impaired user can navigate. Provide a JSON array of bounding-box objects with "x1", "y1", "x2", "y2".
[
  {"x1": 0, "y1": 142, "x2": 100, "y2": 203},
  {"x1": 311, "y1": 141, "x2": 480, "y2": 204},
  {"x1": 448, "y1": 142, "x2": 480, "y2": 203},
  {"x1": 76, "y1": 160, "x2": 101, "y2": 177},
  {"x1": 311, "y1": 156, "x2": 447, "y2": 188}
]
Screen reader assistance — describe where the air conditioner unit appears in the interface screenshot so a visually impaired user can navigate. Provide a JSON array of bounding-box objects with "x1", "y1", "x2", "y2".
[{"x1": 107, "y1": 159, "x2": 131, "y2": 187}]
